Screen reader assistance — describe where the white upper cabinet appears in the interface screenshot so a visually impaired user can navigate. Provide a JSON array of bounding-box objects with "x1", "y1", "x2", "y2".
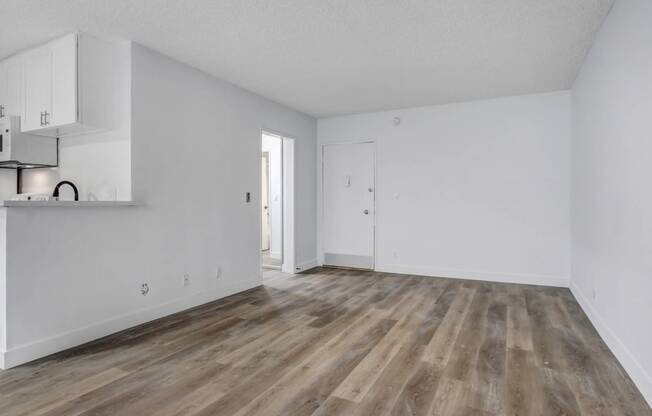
[
  {"x1": 0, "y1": 61, "x2": 6, "y2": 118},
  {"x1": 51, "y1": 34, "x2": 78, "y2": 128},
  {"x1": 20, "y1": 33, "x2": 115, "y2": 137},
  {"x1": 22, "y1": 44, "x2": 53, "y2": 130},
  {"x1": 0, "y1": 56, "x2": 23, "y2": 119}
]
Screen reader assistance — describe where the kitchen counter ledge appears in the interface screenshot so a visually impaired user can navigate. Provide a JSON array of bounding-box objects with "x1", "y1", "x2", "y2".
[{"x1": 1, "y1": 201, "x2": 138, "y2": 207}]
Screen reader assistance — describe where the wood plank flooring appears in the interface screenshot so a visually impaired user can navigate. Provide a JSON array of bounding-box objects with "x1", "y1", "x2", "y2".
[{"x1": 0, "y1": 267, "x2": 649, "y2": 415}]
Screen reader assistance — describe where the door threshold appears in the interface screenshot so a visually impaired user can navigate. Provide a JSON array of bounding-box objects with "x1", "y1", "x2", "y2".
[
  {"x1": 322, "y1": 264, "x2": 374, "y2": 272},
  {"x1": 262, "y1": 265, "x2": 282, "y2": 271}
]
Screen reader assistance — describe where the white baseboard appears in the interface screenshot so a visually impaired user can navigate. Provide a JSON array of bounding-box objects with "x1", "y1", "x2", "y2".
[
  {"x1": 376, "y1": 263, "x2": 569, "y2": 287},
  {"x1": 570, "y1": 282, "x2": 652, "y2": 407},
  {"x1": 294, "y1": 258, "x2": 319, "y2": 273},
  {"x1": 1, "y1": 279, "x2": 260, "y2": 370}
]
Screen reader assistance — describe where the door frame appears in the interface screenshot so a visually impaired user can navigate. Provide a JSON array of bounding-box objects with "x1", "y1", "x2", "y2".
[
  {"x1": 320, "y1": 139, "x2": 377, "y2": 270},
  {"x1": 260, "y1": 129, "x2": 296, "y2": 274}
]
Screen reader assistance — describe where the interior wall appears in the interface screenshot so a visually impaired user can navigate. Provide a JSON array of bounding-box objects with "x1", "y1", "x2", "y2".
[
  {"x1": 318, "y1": 91, "x2": 571, "y2": 286},
  {"x1": 16, "y1": 40, "x2": 132, "y2": 202},
  {"x1": 1, "y1": 43, "x2": 316, "y2": 366},
  {"x1": 571, "y1": 0, "x2": 652, "y2": 404},
  {"x1": 261, "y1": 133, "x2": 283, "y2": 259}
]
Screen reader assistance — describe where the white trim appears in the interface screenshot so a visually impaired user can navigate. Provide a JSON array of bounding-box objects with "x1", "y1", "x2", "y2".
[
  {"x1": 570, "y1": 282, "x2": 652, "y2": 407},
  {"x1": 376, "y1": 263, "x2": 569, "y2": 287},
  {"x1": 281, "y1": 137, "x2": 295, "y2": 274},
  {"x1": 295, "y1": 258, "x2": 319, "y2": 273},
  {"x1": 0, "y1": 280, "x2": 260, "y2": 369}
]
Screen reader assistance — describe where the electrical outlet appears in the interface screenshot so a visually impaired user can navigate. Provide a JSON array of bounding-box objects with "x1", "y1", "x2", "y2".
[
  {"x1": 183, "y1": 273, "x2": 190, "y2": 287},
  {"x1": 215, "y1": 266, "x2": 222, "y2": 279},
  {"x1": 140, "y1": 283, "x2": 150, "y2": 296}
]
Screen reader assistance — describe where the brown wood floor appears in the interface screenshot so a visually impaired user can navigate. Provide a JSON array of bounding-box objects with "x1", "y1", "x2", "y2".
[{"x1": 0, "y1": 268, "x2": 649, "y2": 416}]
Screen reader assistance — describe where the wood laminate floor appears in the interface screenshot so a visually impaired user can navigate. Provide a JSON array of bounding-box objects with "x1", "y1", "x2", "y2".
[{"x1": 0, "y1": 268, "x2": 649, "y2": 416}]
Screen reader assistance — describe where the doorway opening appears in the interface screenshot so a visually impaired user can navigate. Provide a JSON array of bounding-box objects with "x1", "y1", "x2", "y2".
[{"x1": 261, "y1": 131, "x2": 295, "y2": 273}]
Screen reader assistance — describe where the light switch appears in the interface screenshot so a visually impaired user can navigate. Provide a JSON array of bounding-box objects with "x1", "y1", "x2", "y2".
[{"x1": 344, "y1": 175, "x2": 351, "y2": 187}]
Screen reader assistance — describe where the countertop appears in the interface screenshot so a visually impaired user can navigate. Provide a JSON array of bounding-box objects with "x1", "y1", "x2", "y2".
[{"x1": 1, "y1": 201, "x2": 137, "y2": 207}]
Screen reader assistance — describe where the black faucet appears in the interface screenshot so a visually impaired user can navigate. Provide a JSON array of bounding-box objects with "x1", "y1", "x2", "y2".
[{"x1": 53, "y1": 181, "x2": 79, "y2": 201}]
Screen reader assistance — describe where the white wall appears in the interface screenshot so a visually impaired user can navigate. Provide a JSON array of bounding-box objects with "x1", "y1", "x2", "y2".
[
  {"x1": 0, "y1": 43, "x2": 316, "y2": 367},
  {"x1": 318, "y1": 91, "x2": 571, "y2": 286},
  {"x1": 571, "y1": 0, "x2": 652, "y2": 405},
  {"x1": 261, "y1": 133, "x2": 283, "y2": 259},
  {"x1": 10, "y1": 40, "x2": 132, "y2": 202}
]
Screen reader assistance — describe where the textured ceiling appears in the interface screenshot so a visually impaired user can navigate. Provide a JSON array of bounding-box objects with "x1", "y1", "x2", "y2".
[{"x1": 0, "y1": 0, "x2": 614, "y2": 117}]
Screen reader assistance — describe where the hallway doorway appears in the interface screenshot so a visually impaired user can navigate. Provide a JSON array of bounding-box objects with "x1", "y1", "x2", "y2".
[{"x1": 261, "y1": 131, "x2": 295, "y2": 273}]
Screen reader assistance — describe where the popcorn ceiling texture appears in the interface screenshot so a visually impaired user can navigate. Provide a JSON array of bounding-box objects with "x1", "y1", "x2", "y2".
[{"x1": 0, "y1": 0, "x2": 614, "y2": 117}]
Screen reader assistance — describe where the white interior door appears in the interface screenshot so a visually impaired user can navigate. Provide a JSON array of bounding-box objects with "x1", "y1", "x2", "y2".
[
  {"x1": 261, "y1": 152, "x2": 270, "y2": 252},
  {"x1": 322, "y1": 142, "x2": 375, "y2": 269}
]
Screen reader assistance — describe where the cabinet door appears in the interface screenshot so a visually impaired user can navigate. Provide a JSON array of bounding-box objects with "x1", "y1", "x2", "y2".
[
  {"x1": 4, "y1": 57, "x2": 23, "y2": 117},
  {"x1": 0, "y1": 61, "x2": 7, "y2": 118},
  {"x1": 50, "y1": 34, "x2": 77, "y2": 127},
  {"x1": 22, "y1": 47, "x2": 52, "y2": 131}
]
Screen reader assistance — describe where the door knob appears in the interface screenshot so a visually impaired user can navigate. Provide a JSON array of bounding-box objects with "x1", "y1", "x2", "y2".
[{"x1": 363, "y1": 209, "x2": 369, "y2": 215}]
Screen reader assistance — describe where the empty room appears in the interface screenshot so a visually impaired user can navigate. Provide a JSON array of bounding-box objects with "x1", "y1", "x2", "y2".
[{"x1": 0, "y1": 0, "x2": 650, "y2": 415}]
